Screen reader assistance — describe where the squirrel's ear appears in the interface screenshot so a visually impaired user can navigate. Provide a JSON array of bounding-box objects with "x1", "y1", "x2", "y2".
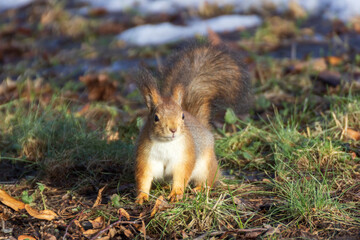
[
  {"x1": 172, "y1": 85, "x2": 184, "y2": 106},
  {"x1": 137, "y1": 68, "x2": 162, "y2": 110},
  {"x1": 143, "y1": 89, "x2": 162, "y2": 110}
]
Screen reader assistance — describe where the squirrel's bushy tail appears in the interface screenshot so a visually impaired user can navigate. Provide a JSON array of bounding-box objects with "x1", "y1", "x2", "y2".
[{"x1": 161, "y1": 44, "x2": 251, "y2": 127}]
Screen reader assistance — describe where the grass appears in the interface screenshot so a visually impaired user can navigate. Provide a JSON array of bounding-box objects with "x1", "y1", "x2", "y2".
[
  {"x1": 1, "y1": 28, "x2": 360, "y2": 238},
  {"x1": 0, "y1": 97, "x2": 134, "y2": 189},
  {"x1": 1, "y1": 72, "x2": 359, "y2": 239}
]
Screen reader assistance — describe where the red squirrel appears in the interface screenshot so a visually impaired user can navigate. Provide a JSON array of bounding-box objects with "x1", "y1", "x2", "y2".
[{"x1": 135, "y1": 43, "x2": 251, "y2": 204}]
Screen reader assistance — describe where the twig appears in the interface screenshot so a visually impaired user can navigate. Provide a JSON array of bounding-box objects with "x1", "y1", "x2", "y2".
[
  {"x1": 193, "y1": 228, "x2": 269, "y2": 240},
  {"x1": 89, "y1": 218, "x2": 141, "y2": 240},
  {"x1": 62, "y1": 211, "x2": 83, "y2": 240}
]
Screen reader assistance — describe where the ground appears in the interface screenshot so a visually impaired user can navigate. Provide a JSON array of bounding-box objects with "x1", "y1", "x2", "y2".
[{"x1": 0, "y1": 1, "x2": 360, "y2": 239}]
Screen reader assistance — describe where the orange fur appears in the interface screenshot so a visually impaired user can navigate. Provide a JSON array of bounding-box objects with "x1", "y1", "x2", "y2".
[{"x1": 135, "y1": 43, "x2": 250, "y2": 204}]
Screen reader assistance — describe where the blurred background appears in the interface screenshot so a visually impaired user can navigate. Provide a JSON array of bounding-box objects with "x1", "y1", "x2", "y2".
[{"x1": 1, "y1": 0, "x2": 360, "y2": 91}]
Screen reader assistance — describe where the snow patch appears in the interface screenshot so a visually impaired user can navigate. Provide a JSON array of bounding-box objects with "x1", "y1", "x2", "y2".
[
  {"x1": 117, "y1": 15, "x2": 262, "y2": 46},
  {"x1": 81, "y1": 0, "x2": 360, "y2": 22},
  {"x1": 0, "y1": 0, "x2": 33, "y2": 11}
]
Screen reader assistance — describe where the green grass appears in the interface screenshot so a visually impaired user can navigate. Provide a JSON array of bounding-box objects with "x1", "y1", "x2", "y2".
[
  {"x1": 1, "y1": 58, "x2": 359, "y2": 239},
  {"x1": 0, "y1": 97, "x2": 134, "y2": 187}
]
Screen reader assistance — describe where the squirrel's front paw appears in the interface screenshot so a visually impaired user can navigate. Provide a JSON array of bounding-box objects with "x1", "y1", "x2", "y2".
[
  {"x1": 135, "y1": 192, "x2": 149, "y2": 205},
  {"x1": 168, "y1": 188, "x2": 183, "y2": 202}
]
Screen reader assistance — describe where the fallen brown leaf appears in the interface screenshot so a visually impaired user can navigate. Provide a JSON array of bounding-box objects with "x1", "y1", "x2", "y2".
[
  {"x1": 18, "y1": 235, "x2": 36, "y2": 240},
  {"x1": 96, "y1": 22, "x2": 125, "y2": 35},
  {"x1": 25, "y1": 204, "x2": 58, "y2": 221},
  {"x1": 120, "y1": 225, "x2": 133, "y2": 238},
  {"x1": 89, "y1": 216, "x2": 105, "y2": 229},
  {"x1": 79, "y1": 74, "x2": 118, "y2": 101},
  {"x1": 74, "y1": 219, "x2": 85, "y2": 232},
  {"x1": 43, "y1": 232, "x2": 57, "y2": 240},
  {"x1": 345, "y1": 129, "x2": 360, "y2": 141},
  {"x1": 151, "y1": 196, "x2": 170, "y2": 217},
  {"x1": 93, "y1": 186, "x2": 106, "y2": 208},
  {"x1": 83, "y1": 228, "x2": 100, "y2": 238},
  {"x1": 0, "y1": 189, "x2": 25, "y2": 211},
  {"x1": 326, "y1": 56, "x2": 343, "y2": 66},
  {"x1": 119, "y1": 208, "x2": 130, "y2": 220},
  {"x1": 88, "y1": 7, "x2": 108, "y2": 17}
]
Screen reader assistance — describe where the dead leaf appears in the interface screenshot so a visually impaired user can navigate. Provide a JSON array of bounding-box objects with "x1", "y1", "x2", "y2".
[
  {"x1": 79, "y1": 74, "x2": 118, "y2": 101},
  {"x1": 118, "y1": 208, "x2": 130, "y2": 220},
  {"x1": 43, "y1": 232, "x2": 57, "y2": 240},
  {"x1": 120, "y1": 225, "x2": 133, "y2": 238},
  {"x1": 83, "y1": 228, "x2": 100, "y2": 238},
  {"x1": 0, "y1": 189, "x2": 25, "y2": 211},
  {"x1": 74, "y1": 219, "x2": 85, "y2": 232},
  {"x1": 96, "y1": 22, "x2": 125, "y2": 35},
  {"x1": 105, "y1": 119, "x2": 119, "y2": 143},
  {"x1": 141, "y1": 220, "x2": 146, "y2": 239},
  {"x1": 89, "y1": 216, "x2": 105, "y2": 229},
  {"x1": 88, "y1": 7, "x2": 108, "y2": 17},
  {"x1": 151, "y1": 196, "x2": 170, "y2": 217},
  {"x1": 345, "y1": 129, "x2": 360, "y2": 141},
  {"x1": 18, "y1": 235, "x2": 36, "y2": 240},
  {"x1": 25, "y1": 204, "x2": 58, "y2": 221},
  {"x1": 108, "y1": 228, "x2": 117, "y2": 238},
  {"x1": 93, "y1": 186, "x2": 106, "y2": 208},
  {"x1": 326, "y1": 56, "x2": 343, "y2": 66},
  {"x1": 285, "y1": 58, "x2": 327, "y2": 74},
  {"x1": 305, "y1": 58, "x2": 327, "y2": 72}
]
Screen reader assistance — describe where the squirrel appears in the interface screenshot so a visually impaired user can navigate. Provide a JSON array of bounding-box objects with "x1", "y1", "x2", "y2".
[{"x1": 135, "y1": 43, "x2": 251, "y2": 204}]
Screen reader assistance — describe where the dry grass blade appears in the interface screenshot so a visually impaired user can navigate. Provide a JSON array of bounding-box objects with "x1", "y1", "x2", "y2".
[
  {"x1": 92, "y1": 186, "x2": 106, "y2": 208},
  {"x1": 151, "y1": 196, "x2": 170, "y2": 217},
  {"x1": 25, "y1": 204, "x2": 58, "y2": 221}
]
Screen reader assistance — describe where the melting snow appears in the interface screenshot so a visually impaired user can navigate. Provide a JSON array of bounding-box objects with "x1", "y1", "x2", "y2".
[
  {"x1": 117, "y1": 15, "x2": 262, "y2": 46},
  {"x1": 0, "y1": 0, "x2": 33, "y2": 11},
  {"x1": 81, "y1": 0, "x2": 360, "y2": 22}
]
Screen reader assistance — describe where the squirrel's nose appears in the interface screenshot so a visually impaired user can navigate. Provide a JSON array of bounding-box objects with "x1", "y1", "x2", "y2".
[{"x1": 169, "y1": 128, "x2": 177, "y2": 133}]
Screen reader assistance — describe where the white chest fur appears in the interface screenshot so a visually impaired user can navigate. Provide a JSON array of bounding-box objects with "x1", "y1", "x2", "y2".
[{"x1": 148, "y1": 136, "x2": 185, "y2": 179}]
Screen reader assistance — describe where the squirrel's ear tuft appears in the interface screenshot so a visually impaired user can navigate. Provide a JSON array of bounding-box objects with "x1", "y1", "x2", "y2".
[
  {"x1": 172, "y1": 85, "x2": 184, "y2": 106},
  {"x1": 137, "y1": 68, "x2": 162, "y2": 110}
]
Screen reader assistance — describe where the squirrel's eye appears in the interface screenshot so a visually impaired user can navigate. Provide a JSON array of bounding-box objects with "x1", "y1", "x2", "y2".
[
  {"x1": 154, "y1": 114, "x2": 159, "y2": 122},
  {"x1": 182, "y1": 113, "x2": 185, "y2": 120}
]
